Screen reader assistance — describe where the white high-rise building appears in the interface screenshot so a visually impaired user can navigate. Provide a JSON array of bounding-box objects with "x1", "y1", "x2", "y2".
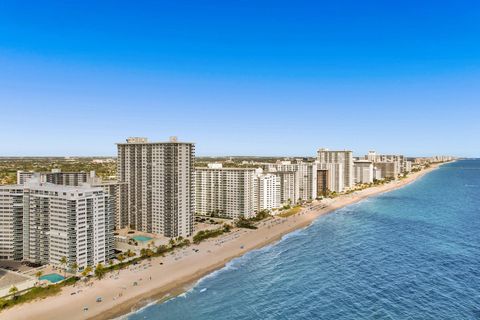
[
  {"x1": 265, "y1": 162, "x2": 297, "y2": 205},
  {"x1": 366, "y1": 152, "x2": 405, "y2": 175},
  {"x1": 22, "y1": 181, "x2": 109, "y2": 269},
  {"x1": 0, "y1": 180, "x2": 112, "y2": 270},
  {"x1": 353, "y1": 160, "x2": 374, "y2": 184},
  {"x1": 404, "y1": 160, "x2": 413, "y2": 173},
  {"x1": 88, "y1": 179, "x2": 124, "y2": 260},
  {"x1": 254, "y1": 171, "x2": 281, "y2": 211},
  {"x1": 317, "y1": 149, "x2": 354, "y2": 189},
  {"x1": 317, "y1": 162, "x2": 345, "y2": 193},
  {"x1": 366, "y1": 150, "x2": 377, "y2": 162},
  {"x1": 195, "y1": 164, "x2": 256, "y2": 219},
  {"x1": 271, "y1": 171, "x2": 297, "y2": 205},
  {"x1": 265, "y1": 160, "x2": 317, "y2": 203},
  {"x1": 296, "y1": 161, "x2": 317, "y2": 201},
  {"x1": 373, "y1": 167, "x2": 383, "y2": 180},
  {"x1": 12, "y1": 170, "x2": 118, "y2": 261},
  {"x1": 117, "y1": 137, "x2": 195, "y2": 238},
  {"x1": 0, "y1": 186, "x2": 24, "y2": 260}
]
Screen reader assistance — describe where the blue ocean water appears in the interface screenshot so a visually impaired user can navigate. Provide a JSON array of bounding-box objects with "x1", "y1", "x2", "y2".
[{"x1": 127, "y1": 160, "x2": 480, "y2": 320}]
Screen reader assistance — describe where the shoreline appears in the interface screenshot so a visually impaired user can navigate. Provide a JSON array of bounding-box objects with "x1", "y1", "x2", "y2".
[{"x1": 2, "y1": 163, "x2": 444, "y2": 320}]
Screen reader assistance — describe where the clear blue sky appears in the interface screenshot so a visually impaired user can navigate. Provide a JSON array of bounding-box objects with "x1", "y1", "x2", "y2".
[{"x1": 0, "y1": 1, "x2": 479, "y2": 157}]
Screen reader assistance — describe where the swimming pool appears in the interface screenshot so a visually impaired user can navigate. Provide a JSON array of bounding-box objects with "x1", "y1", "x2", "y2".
[
  {"x1": 132, "y1": 235, "x2": 153, "y2": 242},
  {"x1": 39, "y1": 273, "x2": 65, "y2": 283}
]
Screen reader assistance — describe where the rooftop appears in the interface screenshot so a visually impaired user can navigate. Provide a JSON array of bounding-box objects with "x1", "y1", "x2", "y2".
[{"x1": 117, "y1": 136, "x2": 194, "y2": 145}]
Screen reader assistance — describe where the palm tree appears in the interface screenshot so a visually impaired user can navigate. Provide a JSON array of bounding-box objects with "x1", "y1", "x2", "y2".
[
  {"x1": 118, "y1": 254, "x2": 125, "y2": 264},
  {"x1": 59, "y1": 256, "x2": 67, "y2": 277},
  {"x1": 94, "y1": 263, "x2": 105, "y2": 280},
  {"x1": 156, "y1": 245, "x2": 168, "y2": 255},
  {"x1": 82, "y1": 265, "x2": 92, "y2": 278},
  {"x1": 169, "y1": 238, "x2": 176, "y2": 248},
  {"x1": 9, "y1": 286, "x2": 18, "y2": 299},
  {"x1": 35, "y1": 270, "x2": 43, "y2": 285},
  {"x1": 70, "y1": 262, "x2": 78, "y2": 275}
]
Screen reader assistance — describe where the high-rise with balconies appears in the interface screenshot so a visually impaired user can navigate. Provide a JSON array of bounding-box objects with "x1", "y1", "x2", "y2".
[
  {"x1": 195, "y1": 164, "x2": 256, "y2": 219},
  {"x1": 317, "y1": 148, "x2": 354, "y2": 189},
  {"x1": 0, "y1": 180, "x2": 111, "y2": 270},
  {"x1": 0, "y1": 186, "x2": 24, "y2": 260},
  {"x1": 116, "y1": 137, "x2": 195, "y2": 238}
]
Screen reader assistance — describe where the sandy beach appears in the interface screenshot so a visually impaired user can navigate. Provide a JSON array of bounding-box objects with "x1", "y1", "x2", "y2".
[{"x1": 1, "y1": 164, "x2": 442, "y2": 320}]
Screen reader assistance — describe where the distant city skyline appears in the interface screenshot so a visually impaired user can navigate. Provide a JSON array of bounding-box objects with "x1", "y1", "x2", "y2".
[{"x1": 1, "y1": 1, "x2": 479, "y2": 157}]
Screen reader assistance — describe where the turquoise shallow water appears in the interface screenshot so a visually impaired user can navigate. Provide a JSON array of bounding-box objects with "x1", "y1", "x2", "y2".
[{"x1": 127, "y1": 160, "x2": 480, "y2": 319}]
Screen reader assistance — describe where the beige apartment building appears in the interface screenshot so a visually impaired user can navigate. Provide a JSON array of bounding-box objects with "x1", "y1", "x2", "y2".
[
  {"x1": 117, "y1": 137, "x2": 195, "y2": 238},
  {"x1": 317, "y1": 149, "x2": 354, "y2": 189}
]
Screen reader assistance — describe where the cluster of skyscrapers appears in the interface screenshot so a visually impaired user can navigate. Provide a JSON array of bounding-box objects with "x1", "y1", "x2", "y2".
[
  {"x1": 0, "y1": 137, "x2": 453, "y2": 271},
  {"x1": 195, "y1": 160, "x2": 318, "y2": 219}
]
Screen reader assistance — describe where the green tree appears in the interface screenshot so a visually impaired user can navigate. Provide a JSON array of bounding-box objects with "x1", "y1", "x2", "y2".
[
  {"x1": 35, "y1": 270, "x2": 43, "y2": 281},
  {"x1": 156, "y1": 245, "x2": 169, "y2": 255},
  {"x1": 140, "y1": 248, "x2": 153, "y2": 258},
  {"x1": 235, "y1": 216, "x2": 257, "y2": 229},
  {"x1": 82, "y1": 265, "x2": 92, "y2": 278},
  {"x1": 70, "y1": 262, "x2": 78, "y2": 275},
  {"x1": 117, "y1": 254, "x2": 125, "y2": 264},
  {"x1": 59, "y1": 256, "x2": 67, "y2": 277},
  {"x1": 9, "y1": 286, "x2": 18, "y2": 299},
  {"x1": 94, "y1": 263, "x2": 105, "y2": 280}
]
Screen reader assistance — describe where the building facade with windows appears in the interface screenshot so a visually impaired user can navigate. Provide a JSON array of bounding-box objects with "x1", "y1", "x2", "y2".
[
  {"x1": 0, "y1": 186, "x2": 24, "y2": 260},
  {"x1": 254, "y1": 172, "x2": 281, "y2": 211},
  {"x1": 353, "y1": 160, "x2": 374, "y2": 184},
  {"x1": 317, "y1": 149, "x2": 354, "y2": 189},
  {"x1": 117, "y1": 137, "x2": 195, "y2": 238},
  {"x1": 0, "y1": 181, "x2": 112, "y2": 270},
  {"x1": 195, "y1": 164, "x2": 256, "y2": 219},
  {"x1": 17, "y1": 169, "x2": 88, "y2": 186}
]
